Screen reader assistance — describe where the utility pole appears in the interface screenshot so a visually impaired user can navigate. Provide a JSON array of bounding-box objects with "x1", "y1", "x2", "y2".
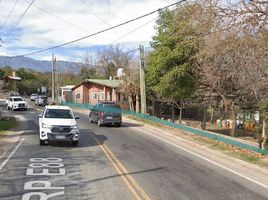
[
  {"x1": 55, "y1": 58, "x2": 59, "y2": 105},
  {"x1": 139, "y1": 45, "x2": 147, "y2": 114},
  {"x1": 51, "y1": 53, "x2": 56, "y2": 104}
]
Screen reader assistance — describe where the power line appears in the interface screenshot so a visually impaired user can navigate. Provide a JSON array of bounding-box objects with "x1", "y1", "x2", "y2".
[
  {"x1": 109, "y1": 16, "x2": 157, "y2": 45},
  {"x1": 4, "y1": 0, "x2": 35, "y2": 43},
  {"x1": 94, "y1": 48, "x2": 140, "y2": 64},
  {"x1": 0, "y1": 0, "x2": 20, "y2": 32},
  {"x1": 81, "y1": 0, "x2": 120, "y2": 37},
  {"x1": 23, "y1": 0, "x2": 91, "y2": 35},
  {"x1": 15, "y1": 0, "x2": 185, "y2": 57}
]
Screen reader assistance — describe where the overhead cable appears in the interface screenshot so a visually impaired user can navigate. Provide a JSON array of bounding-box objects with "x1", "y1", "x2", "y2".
[{"x1": 15, "y1": 0, "x2": 185, "y2": 57}]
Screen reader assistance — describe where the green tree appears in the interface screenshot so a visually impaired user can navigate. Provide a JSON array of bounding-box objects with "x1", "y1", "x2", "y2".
[
  {"x1": 78, "y1": 67, "x2": 104, "y2": 80},
  {"x1": 0, "y1": 69, "x2": 5, "y2": 79},
  {"x1": 146, "y1": 7, "x2": 199, "y2": 123}
]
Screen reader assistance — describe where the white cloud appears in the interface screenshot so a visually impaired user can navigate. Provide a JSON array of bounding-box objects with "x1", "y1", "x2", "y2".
[{"x1": 0, "y1": 0, "x2": 174, "y2": 60}]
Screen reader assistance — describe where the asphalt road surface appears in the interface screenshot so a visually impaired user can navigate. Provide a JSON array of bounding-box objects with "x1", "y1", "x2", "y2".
[{"x1": 0, "y1": 103, "x2": 267, "y2": 200}]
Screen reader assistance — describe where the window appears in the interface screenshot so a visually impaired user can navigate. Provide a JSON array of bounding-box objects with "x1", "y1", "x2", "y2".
[
  {"x1": 13, "y1": 98, "x2": 23, "y2": 101},
  {"x1": 99, "y1": 92, "x2": 105, "y2": 100},
  {"x1": 44, "y1": 109, "x2": 74, "y2": 119},
  {"x1": 91, "y1": 92, "x2": 98, "y2": 99},
  {"x1": 76, "y1": 92, "x2": 80, "y2": 99}
]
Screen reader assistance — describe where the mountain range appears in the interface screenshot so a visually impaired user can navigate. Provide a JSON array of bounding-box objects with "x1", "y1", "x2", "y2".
[{"x1": 0, "y1": 56, "x2": 83, "y2": 73}]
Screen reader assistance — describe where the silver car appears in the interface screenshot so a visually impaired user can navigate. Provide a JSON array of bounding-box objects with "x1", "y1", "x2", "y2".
[{"x1": 35, "y1": 95, "x2": 48, "y2": 106}]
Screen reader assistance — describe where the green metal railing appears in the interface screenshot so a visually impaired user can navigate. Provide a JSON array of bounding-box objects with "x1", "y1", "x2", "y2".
[{"x1": 62, "y1": 101, "x2": 268, "y2": 155}]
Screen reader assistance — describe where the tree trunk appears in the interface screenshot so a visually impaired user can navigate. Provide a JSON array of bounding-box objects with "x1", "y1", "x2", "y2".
[
  {"x1": 179, "y1": 107, "x2": 183, "y2": 124},
  {"x1": 128, "y1": 96, "x2": 134, "y2": 112},
  {"x1": 261, "y1": 118, "x2": 267, "y2": 149},
  {"x1": 210, "y1": 107, "x2": 214, "y2": 124},
  {"x1": 202, "y1": 107, "x2": 207, "y2": 130},
  {"x1": 171, "y1": 103, "x2": 175, "y2": 123},
  {"x1": 242, "y1": 111, "x2": 246, "y2": 127},
  {"x1": 230, "y1": 102, "x2": 237, "y2": 137},
  {"x1": 135, "y1": 95, "x2": 140, "y2": 113},
  {"x1": 152, "y1": 100, "x2": 155, "y2": 116}
]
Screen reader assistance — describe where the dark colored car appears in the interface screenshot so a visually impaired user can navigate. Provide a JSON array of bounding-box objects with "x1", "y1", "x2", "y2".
[{"x1": 89, "y1": 102, "x2": 122, "y2": 127}]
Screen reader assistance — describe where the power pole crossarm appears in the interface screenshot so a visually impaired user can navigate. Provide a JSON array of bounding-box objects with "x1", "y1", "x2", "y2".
[{"x1": 139, "y1": 45, "x2": 147, "y2": 114}]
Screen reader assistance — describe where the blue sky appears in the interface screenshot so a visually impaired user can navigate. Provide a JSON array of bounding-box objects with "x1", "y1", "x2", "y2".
[{"x1": 0, "y1": 0, "x2": 173, "y2": 61}]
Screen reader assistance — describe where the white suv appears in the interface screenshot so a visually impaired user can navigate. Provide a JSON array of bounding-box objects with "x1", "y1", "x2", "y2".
[
  {"x1": 7, "y1": 96, "x2": 27, "y2": 111},
  {"x1": 39, "y1": 105, "x2": 80, "y2": 146},
  {"x1": 30, "y1": 93, "x2": 38, "y2": 101}
]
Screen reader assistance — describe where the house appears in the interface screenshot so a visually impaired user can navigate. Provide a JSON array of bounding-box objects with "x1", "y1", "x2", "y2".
[
  {"x1": 71, "y1": 79, "x2": 121, "y2": 105},
  {"x1": 1, "y1": 71, "x2": 22, "y2": 91},
  {"x1": 60, "y1": 85, "x2": 75, "y2": 102}
]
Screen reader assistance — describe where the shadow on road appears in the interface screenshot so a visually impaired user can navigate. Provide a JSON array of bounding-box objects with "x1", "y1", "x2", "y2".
[
  {"x1": 121, "y1": 121, "x2": 143, "y2": 127},
  {"x1": 89, "y1": 167, "x2": 166, "y2": 183},
  {"x1": 46, "y1": 129, "x2": 107, "y2": 148}
]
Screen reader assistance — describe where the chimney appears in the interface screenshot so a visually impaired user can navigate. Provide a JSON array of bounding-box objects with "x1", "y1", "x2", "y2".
[{"x1": 12, "y1": 71, "x2": 16, "y2": 77}]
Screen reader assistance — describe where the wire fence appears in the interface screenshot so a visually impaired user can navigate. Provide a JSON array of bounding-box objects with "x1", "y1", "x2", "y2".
[{"x1": 62, "y1": 101, "x2": 268, "y2": 155}]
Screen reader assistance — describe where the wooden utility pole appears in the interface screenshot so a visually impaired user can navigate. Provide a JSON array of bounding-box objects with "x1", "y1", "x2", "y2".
[
  {"x1": 55, "y1": 59, "x2": 60, "y2": 105},
  {"x1": 139, "y1": 45, "x2": 146, "y2": 114},
  {"x1": 51, "y1": 53, "x2": 56, "y2": 104}
]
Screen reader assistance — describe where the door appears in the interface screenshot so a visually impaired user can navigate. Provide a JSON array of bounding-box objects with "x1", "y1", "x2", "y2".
[{"x1": 90, "y1": 104, "x2": 99, "y2": 121}]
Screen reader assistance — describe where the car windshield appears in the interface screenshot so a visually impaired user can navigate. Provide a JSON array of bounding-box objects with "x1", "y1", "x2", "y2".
[
  {"x1": 13, "y1": 98, "x2": 23, "y2": 101},
  {"x1": 44, "y1": 109, "x2": 74, "y2": 119}
]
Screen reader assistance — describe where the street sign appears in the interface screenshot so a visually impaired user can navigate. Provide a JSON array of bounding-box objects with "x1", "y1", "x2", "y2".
[{"x1": 41, "y1": 87, "x2": 47, "y2": 93}]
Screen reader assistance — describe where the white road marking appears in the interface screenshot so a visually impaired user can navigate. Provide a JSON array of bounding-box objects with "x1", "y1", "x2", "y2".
[
  {"x1": 145, "y1": 127, "x2": 184, "y2": 140},
  {"x1": 0, "y1": 138, "x2": 24, "y2": 171},
  {"x1": 176, "y1": 136, "x2": 184, "y2": 140},
  {"x1": 134, "y1": 128, "x2": 268, "y2": 189},
  {"x1": 161, "y1": 131, "x2": 173, "y2": 136}
]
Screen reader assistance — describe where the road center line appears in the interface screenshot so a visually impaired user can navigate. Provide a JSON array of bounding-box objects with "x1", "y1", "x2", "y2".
[
  {"x1": 133, "y1": 127, "x2": 268, "y2": 189},
  {"x1": 92, "y1": 135, "x2": 151, "y2": 200},
  {"x1": 0, "y1": 138, "x2": 24, "y2": 171}
]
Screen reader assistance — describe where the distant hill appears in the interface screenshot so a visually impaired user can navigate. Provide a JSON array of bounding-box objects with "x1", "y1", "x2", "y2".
[{"x1": 0, "y1": 56, "x2": 84, "y2": 73}]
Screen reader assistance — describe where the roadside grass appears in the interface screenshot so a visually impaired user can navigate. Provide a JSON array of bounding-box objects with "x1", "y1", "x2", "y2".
[
  {"x1": 0, "y1": 118, "x2": 17, "y2": 134},
  {"x1": 126, "y1": 115, "x2": 268, "y2": 169}
]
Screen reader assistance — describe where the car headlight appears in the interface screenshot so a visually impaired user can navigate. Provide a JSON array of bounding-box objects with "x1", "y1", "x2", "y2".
[
  {"x1": 42, "y1": 123, "x2": 51, "y2": 129},
  {"x1": 72, "y1": 125, "x2": 79, "y2": 130}
]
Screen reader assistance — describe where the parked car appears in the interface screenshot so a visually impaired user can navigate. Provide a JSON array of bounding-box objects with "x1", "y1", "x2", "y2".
[
  {"x1": 89, "y1": 102, "x2": 122, "y2": 127},
  {"x1": 38, "y1": 105, "x2": 80, "y2": 146},
  {"x1": 7, "y1": 96, "x2": 27, "y2": 111},
  {"x1": 30, "y1": 93, "x2": 38, "y2": 101},
  {"x1": 35, "y1": 95, "x2": 48, "y2": 106}
]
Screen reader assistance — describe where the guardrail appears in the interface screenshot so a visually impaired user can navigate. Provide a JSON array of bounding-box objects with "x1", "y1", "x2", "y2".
[{"x1": 62, "y1": 102, "x2": 268, "y2": 155}]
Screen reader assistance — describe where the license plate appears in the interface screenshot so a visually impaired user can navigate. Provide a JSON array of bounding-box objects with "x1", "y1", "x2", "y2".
[
  {"x1": 55, "y1": 135, "x2": 65, "y2": 139},
  {"x1": 106, "y1": 116, "x2": 113, "y2": 119}
]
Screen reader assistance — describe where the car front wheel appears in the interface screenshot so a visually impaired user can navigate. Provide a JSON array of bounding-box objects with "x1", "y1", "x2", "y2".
[
  {"x1": 72, "y1": 141, "x2": 78, "y2": 146},
  {"x1": 39, "y1": 139, "x2": 46, "y2": 145},
  {"x1": 115, "y1": 122, "x2": 122, "y2": 127}
]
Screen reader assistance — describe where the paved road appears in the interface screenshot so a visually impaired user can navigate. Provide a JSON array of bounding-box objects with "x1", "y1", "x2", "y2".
[{"x1": 0, "y1": 103, "x2": 267, "y2": 200}]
